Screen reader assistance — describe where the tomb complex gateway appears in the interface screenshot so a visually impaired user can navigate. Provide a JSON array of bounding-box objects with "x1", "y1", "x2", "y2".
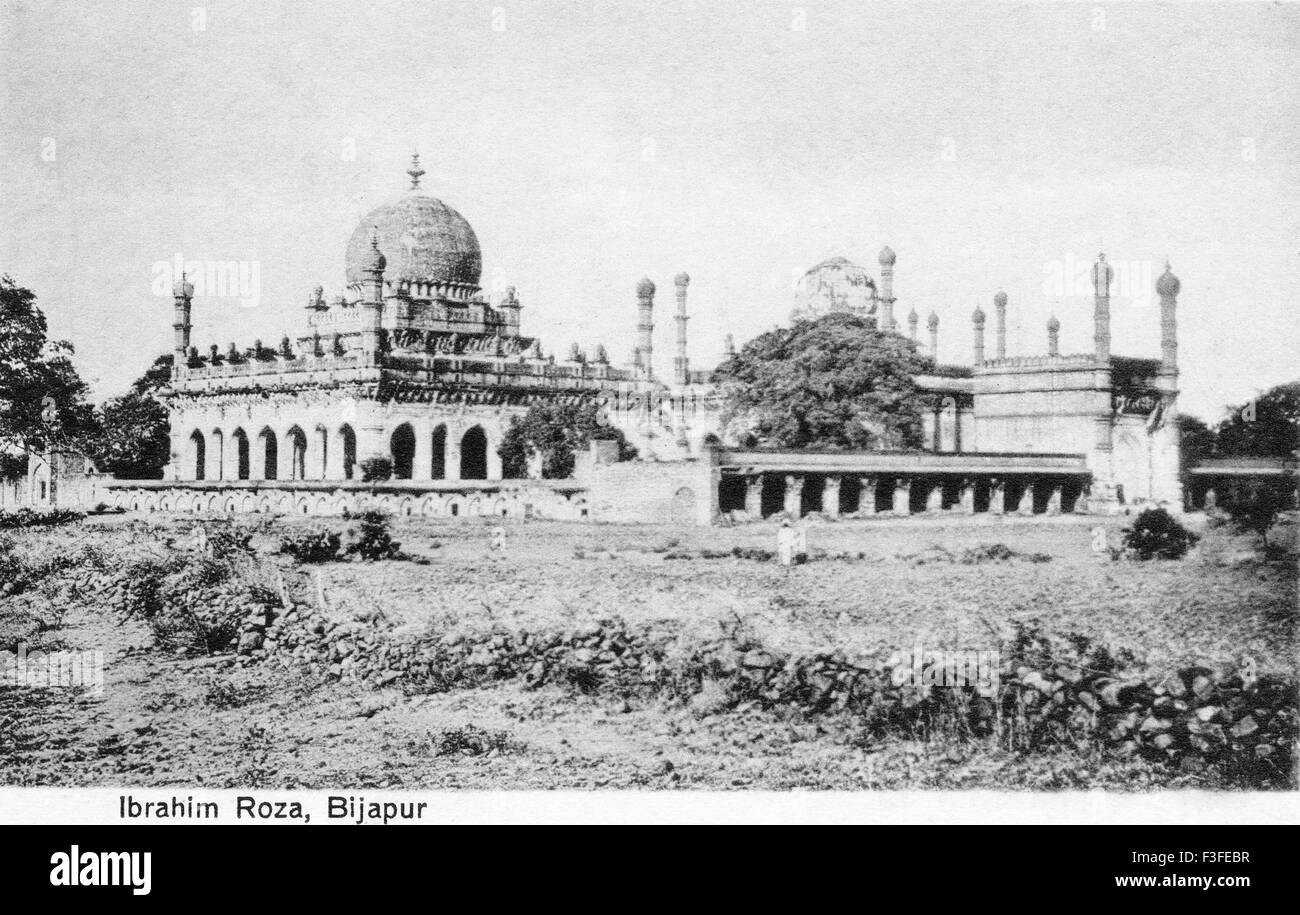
[{"x1": 18, "y1": 157, "x2": 1249, "y2": 524}]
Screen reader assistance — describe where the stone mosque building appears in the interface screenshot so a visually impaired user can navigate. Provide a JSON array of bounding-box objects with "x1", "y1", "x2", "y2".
[{"x1": 16, "y1": 156, "x2": 1224, "y2": 523}]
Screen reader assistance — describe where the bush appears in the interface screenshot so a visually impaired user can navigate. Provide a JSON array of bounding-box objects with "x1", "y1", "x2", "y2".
[
  {"x1": 1223, "y1": 481, "x2": 1295, "y2": 536},
  {"x1": 1121, "y1": 507, "x2": 1198, "y2": 560},
  {"x1": 359, "y1": 457, "x2": 393, "y2": 482},
  {"x1": 0, "y1": 508, "x2": 84, "y2": 529},
  {"x1": 432, "y1": 725, "x2": 518, "y2": 757},
  {"x1": 278, "y1": 526, "x2": 342, "y2": 563},
  {"x1": 344, "y1": 510, "x2": 401, "y2": 561}
]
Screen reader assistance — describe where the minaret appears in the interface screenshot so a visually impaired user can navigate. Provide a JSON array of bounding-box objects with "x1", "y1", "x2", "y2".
[
  {"x1": 907, "y1": 306, "x2": 919, "y2": 342},
  {"x1": 1156, "y1": 260, "x2": 1179, "y2": 374},
  {"x1": 360, "y1": 226, "x2": 386, "y2": 361},
  {"x1": 972, "y1": 305, "x2": 986, "y2": 364},
  {"x1": 635, "y1": 277, "x2": 655, "y2": 379},
  {"x1": 1047, "y1": 315, "x2": 1060, "y2": 356},
  {"x1": 673, "y1": 272, "x2": 690, "y2": 385},
  {"x1": 878, "y1": 246, "x2": 897, "y2": 331},
  {"x1": 927, "y1": 310, "x2": 940, "y2": 360},
  {"x1": 1093, "y1": 252, "x2": 1112, "y2": 361},
  {"x1": 993, "y1": 290, "x2": 1007, "y2": 359},
  {"x1": 500, "y1": 286, "x2": 522, "y2": 337},
  {"x1": 171, "y1": 273, "x2": 194, "y2": 377}
]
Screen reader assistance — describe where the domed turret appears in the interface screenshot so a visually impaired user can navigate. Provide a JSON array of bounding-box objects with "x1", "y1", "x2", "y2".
[
  {"x1": 637, "y1": 276, "x2": 656, "y2": 297},
  {"x1": 361, "y1": 226, "x2": 386, "y2": 275},
  {"x1": 1156, "y1": 261, "x2": 1180, "y2": 297},
  {"x1": 993, "y1": 290, "x2": 1007, "y2": 307},
  {"x1": 344, "y1": 156, "x2": 481, "y2": 290},
  {"x1": 972, "y1": 305, "x2": 986, "y2": 326},
  {"x1": 878, "y1": 245, "x2": 896, "y2": 267},
  {"x1": 674, "y1": 272, "x2": 690, "y2": 288}
]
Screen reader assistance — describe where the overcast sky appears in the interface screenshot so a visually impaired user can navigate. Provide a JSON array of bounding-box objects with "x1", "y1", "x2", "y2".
[{"x1": 2, "y1": 0, "x2": 1297, "y2": 423}]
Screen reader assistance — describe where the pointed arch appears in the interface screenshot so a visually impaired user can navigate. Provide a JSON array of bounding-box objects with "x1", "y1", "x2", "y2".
[
  {"x1": 390, "y1": 423, "x2": 416, "y2": 480},
  {"x1": 285, "y1": 426, "x2": 308, "y2": 481},
  {"x1": 431, "y1": 423, "x2": 447, "y2": 480},
  {"x1": 460, "y1": 426, "x2": 488, "y2": 480},
  {"x1": 188, "y1": 430, "x2": 206, "y2": 481},
  {"x1": 230, "y1": 428, "x2": 251, "y2": 480},
  {"x1": 338, "y1": 424, "x2": 357, "y2": 480},
  {"x1": 257, "y1": 427, "x2": 278, "y2": 480}
]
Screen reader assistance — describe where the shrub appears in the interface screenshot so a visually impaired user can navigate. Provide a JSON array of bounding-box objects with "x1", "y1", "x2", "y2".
[
  {"x1": 359, "y1": 457, "x2": 393, "y2": 482},
  {"x1": 1223, "y1": 481, "x2": 1295, "y2": 537},
  {"x1": 278, "y1": 526, "x2": 342, "y2": 563},
  {"x1": 432, "y1": 725, "x2": 518, "y2": 757},
  {"x1": 344, "y1": 510, "x2": 401, "y2": 561},
  {"x1": 1121, "y1": 507, "x2": 1197, "y2": 560},
  {"x1": 0, "y1": 508, "x2": 84, "y2": 529}
]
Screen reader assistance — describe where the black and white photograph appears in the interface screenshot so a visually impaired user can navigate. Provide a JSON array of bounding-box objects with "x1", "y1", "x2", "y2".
[{"x1": 0, "y1": 0, "x2": 1296, "y2": 886}]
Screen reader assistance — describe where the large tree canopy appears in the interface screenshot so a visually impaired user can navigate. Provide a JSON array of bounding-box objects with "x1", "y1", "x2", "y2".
[
  {"x1": 93, "y1": 355, "x2": 173, "y2": 479},
  {"x1": 0, "y1": 275, "x2": 97, "y2": 457},
  {"x1": 1214, "y1": 381, "x2": 1300, "y2": 459},
  {"x1": 716, "y1": 313, "x2": 934, "y2": 449},
  {"x1": 499, "y1": 401, "x2": 636, "y2": 479}
]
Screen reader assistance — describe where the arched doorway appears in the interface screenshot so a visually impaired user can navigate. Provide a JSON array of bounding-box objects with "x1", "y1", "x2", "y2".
[
  {"x1": 460, "y1": 426, "x2": 488, "y2": 480},
  {"x1": 189, "y1": 430, "x2": 206, "y2": 481},
  {"x1": 391, "y1": 424, "x2": 415, "y2": 480},
  {"x1": 286, "y1": 427, "x2": 307, "y2": 481},
  {"x1": 431, "y1": 424, "x2": 447, "y2": 480},
  {"x1": 258, "y1": 428, "x2": 278, "y2": 480},
  {"x1": 339, "y1": 425, "x2": 357, "y2": 480},
  {"x1": 231, "y1": 428, "x2": 250, "y2": 480}
]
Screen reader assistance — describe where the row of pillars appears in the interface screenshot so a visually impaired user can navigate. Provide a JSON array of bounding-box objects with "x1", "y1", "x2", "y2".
[{"x1": 726, "y1": 473, "x2": 1081, "y2": 519}]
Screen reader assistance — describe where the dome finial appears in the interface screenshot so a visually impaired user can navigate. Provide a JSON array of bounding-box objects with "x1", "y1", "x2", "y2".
[{"x1": 407, "y1": 152, "x2": 426, "y2": 190}]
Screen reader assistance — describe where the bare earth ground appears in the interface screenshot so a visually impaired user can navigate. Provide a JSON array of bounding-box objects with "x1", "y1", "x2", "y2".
[{"x1": 1, "y1": 512, "x2": 1295, "y2": 790}]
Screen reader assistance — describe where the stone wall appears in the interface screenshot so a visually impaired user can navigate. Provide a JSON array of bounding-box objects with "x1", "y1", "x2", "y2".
[
  {"x1": 101, "y1": 480, "x2": 589, "y2": 521},
  {"x1": 581, "y1": 453, "x2": 719, "y2": 525}
]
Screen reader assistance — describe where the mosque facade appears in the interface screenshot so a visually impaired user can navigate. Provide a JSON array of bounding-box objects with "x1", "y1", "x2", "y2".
[{"x1": 18, "y1": 158, "x2": 1201, "y2": 521}]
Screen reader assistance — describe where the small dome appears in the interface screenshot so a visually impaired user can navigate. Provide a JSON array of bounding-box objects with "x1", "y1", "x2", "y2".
[
  {"x1": 172, "y1": 277, "x2": 194, "y2": 299},
  {"x1": 993, "y1": 290, "x2": 1007, "y2": 307},
  {"x1": 1156, "y1": 263, "x2": 1180, "y2": 297},
  {"x1": 636, "y1": 277, "x2": 656, "y2": 297},
  {"x1": 1047, "y1": 315, "x2": 1060, "y2": 331},
  {"x1": 908, "y1": 306, "x2": 918, "y2": 323},
  {"x1": 972, "y1": 305, "x2": 986, "y2": 325},
  {"x1": 927, "y1": 310, "x2": 939, "y2": 329},
  {"x1": 878, "y1": 245, "x2": 896, "y2": 267},
  {"x1": 674, "y1": 272, "x2": 690, "y2": 287},
  {"x1": 360, "y1": 227, "x2": 386, "y2": 274}
]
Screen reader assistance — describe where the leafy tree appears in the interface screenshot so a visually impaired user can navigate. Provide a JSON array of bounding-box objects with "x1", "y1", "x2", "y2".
[
  {"x1": 93, "y1": 355, "x2": 173, "y2": 479},
  {"x1": 359, "y1": 456, "x2": 393, "y2": 482},
  {"x1": 499, "y1": 401, "x2": 636, "y2": 479},
  {"x1": 715, "y1": 312, "x2": 933, "y2": 449},
  {"x1": 1177, "y1": 414, "x2": 1216, "y2": 467},
  {"x1": 0, "y1": 275, "x2": 98, "y2": 459},
  {"x1": 1215, "y1": 381, "x2": 1300, "y2": 459}
]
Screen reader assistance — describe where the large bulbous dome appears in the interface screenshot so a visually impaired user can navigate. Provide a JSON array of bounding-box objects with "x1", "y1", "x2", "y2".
[
  {"x1": 345, "y1": 189, "x2": 481, "y2": 289},
  {"x1": 791, "y1": 256, "x2": 877, "y2": 320}
]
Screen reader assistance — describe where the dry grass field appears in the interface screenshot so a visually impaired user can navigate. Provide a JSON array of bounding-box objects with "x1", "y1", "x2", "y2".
[{"x1": 1, "y1": 511, "x2": 1295, "y2": 790}]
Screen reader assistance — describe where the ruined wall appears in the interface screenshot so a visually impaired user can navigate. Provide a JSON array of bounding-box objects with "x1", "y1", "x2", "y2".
[{"x1": 582, "y1": 457, "x2": 719, "y2": 525}]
